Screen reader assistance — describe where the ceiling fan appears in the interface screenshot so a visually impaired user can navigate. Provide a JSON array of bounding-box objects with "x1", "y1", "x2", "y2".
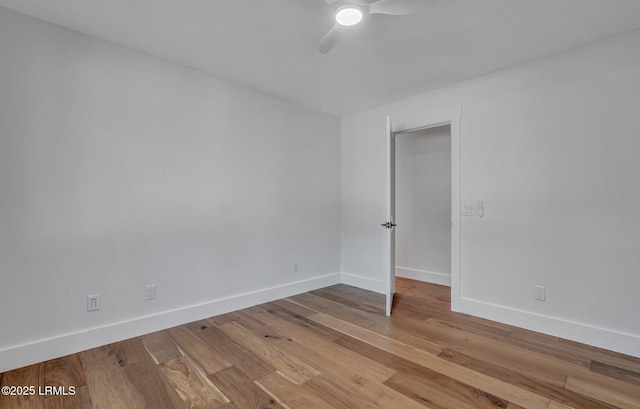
[{"x1": 318, "y1": 0, "x2": 418, "y2": 54}]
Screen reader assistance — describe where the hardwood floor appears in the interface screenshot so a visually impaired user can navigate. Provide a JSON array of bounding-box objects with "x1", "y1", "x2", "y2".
[{"x1": 2, "y1": 278, "x2": 640, "y2": 408}]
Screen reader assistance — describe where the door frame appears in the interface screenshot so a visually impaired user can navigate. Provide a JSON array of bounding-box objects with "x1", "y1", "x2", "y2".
[{"x1": 385, "y1": 105, "x2": 462, "y2": 314}]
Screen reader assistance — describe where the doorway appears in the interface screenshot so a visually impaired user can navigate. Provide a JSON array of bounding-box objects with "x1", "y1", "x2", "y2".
[
  {"x1": 395, "y1": 125, "x2": 452, "y2": 286},
  {"x1": 384, "y1": 107, "x2": 461, "y2": 316}
]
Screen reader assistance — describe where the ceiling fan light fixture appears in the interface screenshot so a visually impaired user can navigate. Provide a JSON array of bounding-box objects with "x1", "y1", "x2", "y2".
[{"x1": 336, "y1": 5, "x2": 363, "y2": 26}]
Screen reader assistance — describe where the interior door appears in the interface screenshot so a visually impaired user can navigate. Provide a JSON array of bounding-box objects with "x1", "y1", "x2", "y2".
[{"x1": 384, "y1": 115, "x2": 396, "y2": 316}]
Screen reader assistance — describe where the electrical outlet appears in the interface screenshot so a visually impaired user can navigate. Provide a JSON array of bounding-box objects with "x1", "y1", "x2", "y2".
[
  {"x1": 87, "y1": 294, "x2": 100, "y2": 312},
  {"x1": 477, "y1": 200, "x2": 484, "y2": 217},
  {"x1": 462, "y1": 204, "x2": 474, "y2": 216},
  {"x1": 292, "y1": 261, "x2": 298, "y2": 273},
  {"x1": 145, "y1": 284, "x2": 156, "y2": 301},
  {"x1": 534, "y1": 285, "x2": 546, "y2": 301}
]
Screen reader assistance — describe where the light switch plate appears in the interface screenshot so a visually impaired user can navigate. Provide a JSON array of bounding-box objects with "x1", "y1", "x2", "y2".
[
  {"x1": 87, "y1": 294, "x2": 100, "y2": 311},
  {"x1": 145, "y1": 284, "x2": 156, "y2": 301}
]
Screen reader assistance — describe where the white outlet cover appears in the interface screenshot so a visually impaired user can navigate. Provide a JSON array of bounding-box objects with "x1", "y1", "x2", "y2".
[
  {"x1": 87, "y1": 294, "x2": 100, "y2": 311},
  {"x1": 145, "y1": 284, "x2": 156, "y2": 300}
]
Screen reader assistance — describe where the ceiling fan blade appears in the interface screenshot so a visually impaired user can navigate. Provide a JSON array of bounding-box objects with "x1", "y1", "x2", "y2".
[
  {"x1": 368, "y1": 0, "x2": 417, "y2": 16},
  {"x1": 346, "y1": 0, "x2": 383, "y2": 4},
  {"x1": 318, "y1": 23, "x2": 343, "y2": 54},
  {"x1": 323, "y1": 0, "x2": 383, "y2": 8}
]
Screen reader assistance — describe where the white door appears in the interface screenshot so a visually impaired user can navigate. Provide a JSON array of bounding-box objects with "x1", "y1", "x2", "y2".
[
  {"x1": 380, "y1": 106, "x2": 462, "y2": 315},
  {"x1": 384, "y1": 115, "x2": 396, "y2": 316}
]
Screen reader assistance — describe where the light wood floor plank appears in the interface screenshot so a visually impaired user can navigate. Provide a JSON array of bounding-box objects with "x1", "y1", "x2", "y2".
[
  {"x1": 242, "y1": 305, "x2": 396, "y2": 383},
  {"x1": 258, "y1": 301, "x2": 344, "y2": 342},
  {"x1": 207, "y1": 310, "x2": 265, "y2": 331},
  {"x1": 319, "y1": 284, "x2": 386, "y2": 311},
  {"x1": 43, "y1": 354, "x2": 89, "y2": 409},
  {"x1": 437, "y1": 348, "x2": 616, "y2": 409},
  {"x1": 248, "y1": 321, "x2": 432, "y2": 409},
  {"x1": 252, "y1": 325, "x2": 397, "y2": 402},
  {"x1": 189, "y1": 320, "x2": 276, "y2": 382},
  {"x1": 140, "y1": 331, "x2": 182, "y2": 365},
  {"x1": 124, "y1": 360, "x2": 185, "y2": 409},
  {"x1": 255, "y1": 372, "x2": 332, "y2": 409},
  {"x1": 44, "y1": 385, "x2": 92, "y2": 409},
  {"x1": 547, "y1": 401, "x2": 576, "y2": 409},
  {"x1": 43, "y1": 354, "x2": 86, "y2": 388},
  {"x1": 108, "y1": 337, "x2": 150, "y2": 368},
  {"x1": 564, "y1": 376, "x2": 640, "y2": 409},
  {"x1": 301, "y1": 375, "x2": 381, "y2": 409},
  {"x1": 402, "y1": 317, "x2": 581, "y2": 387},
  {"x1": 385, "y1": 371, "x2": 509, "y2": 409},
  {"x1": 209, "y1": 366, "x2": 285, "y2": 409},
  {"x1": 0, "y1": 363, "x2": 44, "y2": 409},
  {"x1": 269, "y1": 298, "x2": 317, "y2": 318},
  {"x1": 79, "y1": 346, "x2": 150, "y2": 409},
  {"x1": 335, "y1": 335, "x2": 510, "y2": 409},
  {"x1": 159, "y1": 355, "x2": 229, "y2": 409},
  {"x1": 288, "y1": 292, "x2": 386, "y2": 331},
  {"x1": 287, "y1": 295, "x2": 445, "y2": 355},
  {"x1": 309, "y1": 287, "x2": 385, "y2": 315},
  {"x1": 217, "y1": 321, "x2": 320, "y2": 384},
  {"x1": 167, "y1": 326, "x2": 233, "y2": 376},
  {"x1": 590, "y1": 360, "x2": 640, "y2": 386},
  {"x1": 556, "y1": 338, "x2": 640, "y2": 375},
  {"x1": 308, "y1": 312, "x2": 551, "y2": 409},
  {"x1": 1, "y1": 279, "x2": 638, "y2": 409}
]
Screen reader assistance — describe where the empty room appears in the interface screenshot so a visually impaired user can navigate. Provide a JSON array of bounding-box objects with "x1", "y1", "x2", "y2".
[{"x1": 1, "y1": 1, "x2": 640, "y2": 408}]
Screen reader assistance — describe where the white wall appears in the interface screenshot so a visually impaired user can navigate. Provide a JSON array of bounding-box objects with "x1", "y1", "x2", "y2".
[
  {"x1": 341, "y1": 29, "x2": 640, "y2": 357},
  {"x1": 395, "y1": 126, "x2": 451, "y2": 285},
  {"x1": 0, "y1": 7, "x2": 341, "y2": 372}
]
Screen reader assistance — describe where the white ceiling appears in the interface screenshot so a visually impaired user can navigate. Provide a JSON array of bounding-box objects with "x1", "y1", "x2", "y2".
[{"x1": 2, "y1": 0, "x2": 640, "y2": 116}]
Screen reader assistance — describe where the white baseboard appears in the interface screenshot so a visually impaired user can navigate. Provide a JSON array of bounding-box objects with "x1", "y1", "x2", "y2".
[
  {"x1": 0, "y1": 273, "x2": 341, "y2": 373},
  {"x1": 395, "y1": 267, "x2": 451, "y2": 286},
  {"x1": 453, "y1": 296, "x2": 640, "y2": 359},
  {"x1": 340, "y1": 272, "x2": 386, "y2": 294}
]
